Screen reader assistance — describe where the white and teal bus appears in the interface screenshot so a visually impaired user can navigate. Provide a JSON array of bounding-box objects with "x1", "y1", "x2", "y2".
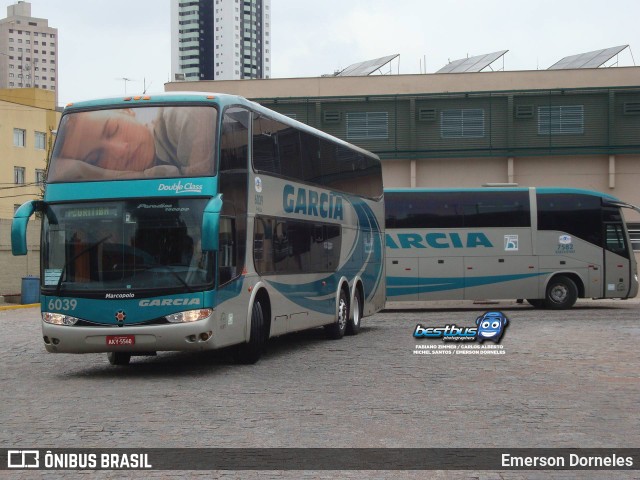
[
  {"x1": 385, "y1": 187, "x2": 639, "y2": 308},
  {"x1": 12, "y1": 93, "x2": 385, "y2": 365}
]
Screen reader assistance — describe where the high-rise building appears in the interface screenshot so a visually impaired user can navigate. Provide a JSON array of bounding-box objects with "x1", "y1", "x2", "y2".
[
  {"x1": 171, "y1": 0, "x2": 271, "y2": 82},
  {"x1": 0, "y1": 1, "x2": 58, "y2": 104}
]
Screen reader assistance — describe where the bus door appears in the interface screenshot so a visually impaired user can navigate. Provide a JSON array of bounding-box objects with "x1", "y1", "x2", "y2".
[{"x1": 603, "y1": 220, "x2": 632, "y2": 298}]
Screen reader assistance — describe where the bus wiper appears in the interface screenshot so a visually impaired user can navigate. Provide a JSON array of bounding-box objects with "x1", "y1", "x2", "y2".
[
  {"x1": 137, "y1": 262, "x2": 194, "y2": 293},
  {"x1": 55, "y1": 234, "x2": 113, "y2": 296}
]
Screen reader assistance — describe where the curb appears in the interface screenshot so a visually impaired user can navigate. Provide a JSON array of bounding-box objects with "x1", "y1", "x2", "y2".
[{"x1": 0, "y1": 303, "x2": 39, "y2": 311}]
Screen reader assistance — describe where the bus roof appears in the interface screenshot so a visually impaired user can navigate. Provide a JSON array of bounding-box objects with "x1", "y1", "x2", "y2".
[
  {"x1": 63, "y1": 91, "x2": 380, "y2": 161},
  {"x1": 384, "y1": 187, "x2": 620, "y2": 201}
]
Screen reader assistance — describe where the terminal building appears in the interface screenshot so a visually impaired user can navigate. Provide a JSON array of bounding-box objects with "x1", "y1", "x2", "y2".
[{"x1": 166, "y1": 49, "x2": 640, "y2": 261}]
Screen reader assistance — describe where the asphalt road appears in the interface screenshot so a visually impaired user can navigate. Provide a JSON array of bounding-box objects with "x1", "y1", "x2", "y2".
[{"x1": 1, "y1": 299, "x2": 639, "y2": 479}]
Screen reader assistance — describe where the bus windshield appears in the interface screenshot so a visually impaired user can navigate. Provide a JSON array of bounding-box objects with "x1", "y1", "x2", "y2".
[
  {"x1": 41, "y1": 199, "x2": 214, "y2": 295},
  {"x1": 47, "y1": 105, "x2": 217, "y2": 182}
]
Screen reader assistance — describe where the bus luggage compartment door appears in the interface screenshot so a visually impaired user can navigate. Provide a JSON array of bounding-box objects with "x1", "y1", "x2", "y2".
[
  {"x1": 464, "y1": 256, "x2": 538, "y2": 300},
  {"x1": 386, "y1": 256, "x2": 420, "y2": 302},
  {"x1": 418, "y1": 257, "x2": 464, "y2": 301}
]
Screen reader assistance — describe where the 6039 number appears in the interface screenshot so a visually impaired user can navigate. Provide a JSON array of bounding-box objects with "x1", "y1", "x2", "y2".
[{"x1": 47, "y1": 298, "x2": 78, "y2": 311}]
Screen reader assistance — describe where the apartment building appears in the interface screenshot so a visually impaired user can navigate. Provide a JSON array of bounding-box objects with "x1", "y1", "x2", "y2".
[
  {"x1": 171, "y1": 0, "x2": 271, "y2": 81},
  {"x1": 0, "y1": 1, "x2": 58, "y2": 104}
]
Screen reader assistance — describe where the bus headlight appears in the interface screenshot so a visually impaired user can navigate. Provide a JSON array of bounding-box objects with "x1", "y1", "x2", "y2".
[
  {"x1": 165, "y1": 309, "x2": 213, "y2": 323},
  {"x1": 43, "y1": 312, "x2": 79, "y2": 326}
]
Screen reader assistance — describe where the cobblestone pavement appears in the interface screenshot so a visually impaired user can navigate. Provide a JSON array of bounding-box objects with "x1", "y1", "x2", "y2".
[{"x1": 1, "y1": 299, "x2": 639, "y2": 479}]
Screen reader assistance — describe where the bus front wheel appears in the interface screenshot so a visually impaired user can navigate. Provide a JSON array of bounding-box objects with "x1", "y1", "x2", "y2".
[
  {"x1": 325, "y1": 289, "x2": 348, "y2": 340},
  {"x1": 235, "y1": 301, "x2": 267, "y2": 364},
  {"x1": 544, "y1": 276, "x2": 578, "y2": 309},
  {"x1": 107, "y1": 352, "x2": 131, "y2": 366}
]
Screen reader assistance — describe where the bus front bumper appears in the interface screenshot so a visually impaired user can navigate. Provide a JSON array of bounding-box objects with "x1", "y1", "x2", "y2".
[{"x1": 41, "y1": 316, "x2": 220, "y2": 354}]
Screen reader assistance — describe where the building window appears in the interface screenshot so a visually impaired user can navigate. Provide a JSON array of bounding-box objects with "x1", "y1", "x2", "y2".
[
  {"x1": 346, "y1": 112, "x2": 389, "y2": 140},
  {"x1": 35, "y1": 169, "x2": 45, "y2": 185},
  {"x1": 14, "y1": 167, "x2": 26, "y2": 185},
  {"x1": 538, "y1": 105, "x2": 584, "y2": 135},
  {"x1": 34, "y1": 131, "x2": 46, "y2": 150},
  {"x1": 441, "y1": 108, "x2": 485, "y2": 138},
  {"x1": 13, "y1": 128, "x2": 26, "y2": 147}
]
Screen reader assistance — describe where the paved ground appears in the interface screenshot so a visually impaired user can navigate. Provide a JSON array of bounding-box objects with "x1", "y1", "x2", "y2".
[{"x1": 0, "y1": 298, "x2": 639, "y2": 479}]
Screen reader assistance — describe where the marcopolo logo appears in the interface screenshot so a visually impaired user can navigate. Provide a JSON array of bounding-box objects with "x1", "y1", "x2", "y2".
[
  {"x1": 158, "y1": 181, "x2": 203, "y2": 194},
  {"x1": 413, "y1": 311, "x2": 509, "y2": 343}
]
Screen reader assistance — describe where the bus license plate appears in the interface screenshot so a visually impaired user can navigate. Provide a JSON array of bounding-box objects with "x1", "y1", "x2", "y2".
[{"x1": 106, "y1": 335, "x2": 135, "y2": 346}]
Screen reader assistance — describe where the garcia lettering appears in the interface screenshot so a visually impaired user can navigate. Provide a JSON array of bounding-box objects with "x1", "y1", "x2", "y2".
[
  {"x1": 386, "y1": 232, "x2": 494, "y2": 249},
  {"x1": 283, "y1": 184, "x2": 344, "y2": 220}
]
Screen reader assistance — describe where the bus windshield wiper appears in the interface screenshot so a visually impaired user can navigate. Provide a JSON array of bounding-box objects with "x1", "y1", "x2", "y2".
[
  {"x1": 55, "y1": 234, "x2": 113, "y2": 296},
  {"x1": 137, "y1": 263, "x2": 194, "y2": 293}
]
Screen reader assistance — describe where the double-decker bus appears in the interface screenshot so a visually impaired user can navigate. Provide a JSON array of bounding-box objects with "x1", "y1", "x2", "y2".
[
  {"x1": 12, "y1": 93, "x2": 385, "y2": 365},
  {"x1": 385, "y1": 187, "x2": 639, "y2": 308}
]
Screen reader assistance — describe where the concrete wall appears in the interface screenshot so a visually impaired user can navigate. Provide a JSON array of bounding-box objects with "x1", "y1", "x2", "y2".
[{"x1": 0, "y1": 218, "x2": 40, "y2": 295}]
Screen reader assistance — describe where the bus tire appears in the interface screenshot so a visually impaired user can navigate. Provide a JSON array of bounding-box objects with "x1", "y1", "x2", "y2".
[
  {"x1": 235, "y1": 300, "x2": 266, "y2": 364},
  {"x1": 527, "y1": 299, "x2": 545, "y2": 308},
  {"x1": 107, "y1": 352, "x2": 131, "y2": 366},
  {"x1": 544, "y1": 276, "x2": 578, "y2": 309},
  {"x1": 325, "y1": 288, "x2": 348, "y2": 340},
  {"x1": 346, "y1": 289, "x2": 362, "y2": 336}
]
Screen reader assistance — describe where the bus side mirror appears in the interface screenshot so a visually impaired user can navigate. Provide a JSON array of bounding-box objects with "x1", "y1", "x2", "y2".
[
  {"x1": 12, "y1": 200, "x2": 41, "y2": 256},
  {"x1": 202, "y1": 194, "x2": 223, "y2": 252}
]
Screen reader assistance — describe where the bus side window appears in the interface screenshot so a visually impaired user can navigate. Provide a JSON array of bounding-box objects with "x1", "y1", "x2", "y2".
[
  {"x1": 219, "y1": 217, "x2": 236, "y2": 285},
  {"x1": 253, "y1": 217, "x2": 274, "y2": 274}
]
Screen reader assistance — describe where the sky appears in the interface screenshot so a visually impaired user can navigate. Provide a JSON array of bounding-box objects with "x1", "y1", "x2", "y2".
[{"x1": 1, "y1": 0, "x2": 638, "y2": 107}]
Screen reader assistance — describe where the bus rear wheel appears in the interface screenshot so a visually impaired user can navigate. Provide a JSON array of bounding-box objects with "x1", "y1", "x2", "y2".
[
  {"x1": 544, "y1": 276, "x2": 578, "y2": 309},
  {"x1": 325, "y1": 289, "x2": 348, "y2": 340},
  {"x1": 346, "y1": 290, "x2": 362, "y2": 336},
  {"x1": 107, "y1": 352, "x2": 131, "y2": 366},
  {"x1": 235, "y1": 300, "x2": 267, "y2": 364}
]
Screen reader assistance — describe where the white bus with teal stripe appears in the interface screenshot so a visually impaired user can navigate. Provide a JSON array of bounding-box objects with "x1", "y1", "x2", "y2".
[
  {"x1": 12, "y1": 92, "x2": 384, "y2": 365},
  {"x1": 385, "y1": 187, "x2": 638, "y2": 308}
]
